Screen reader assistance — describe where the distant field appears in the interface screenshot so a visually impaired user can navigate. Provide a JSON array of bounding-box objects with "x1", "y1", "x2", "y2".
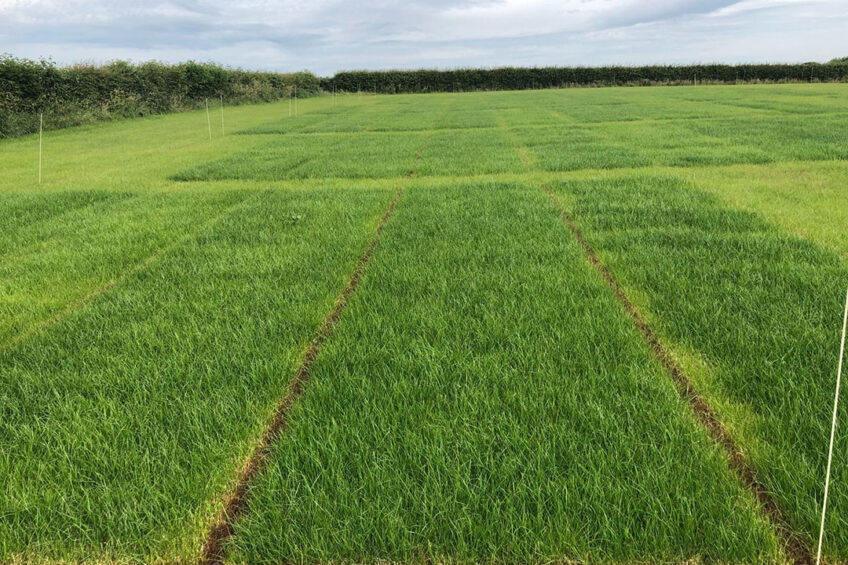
[{"x1": 1, "y1": 84, "x2": 847, "y2": 564}]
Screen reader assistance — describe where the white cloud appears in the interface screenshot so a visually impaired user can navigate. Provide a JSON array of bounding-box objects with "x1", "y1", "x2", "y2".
[{"x1": 1, "y1": 0, "x2": 846, "y2": 74}]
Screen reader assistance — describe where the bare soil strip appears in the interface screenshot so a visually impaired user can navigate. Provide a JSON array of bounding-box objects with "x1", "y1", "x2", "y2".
[
  {"x1": 200, "y1": 136, "x2": 431, "y2": 565},
  {"x1": 541, "y1": 184, "x2": 812, "y2": 565},
  {"x1": 0, "y1": 192, "x2": 259, "y2": 357}
]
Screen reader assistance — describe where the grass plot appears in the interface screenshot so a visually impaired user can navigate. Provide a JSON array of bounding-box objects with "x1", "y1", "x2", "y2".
[
  {"x1": 552, "y1": 176, "x2": 848, "y2": 559},
  {"x1": 0, "y1": 189, "x2": 248, "y2": 348},
  {"x1": 173, "y1": 132, "x2": 428, "y2": 181},
  {"x1": 0, "y1": 187, "x2": 393, "y2": 562},
  {"x1": 229, "y1": 183, "x2": 779, "y2": 564}
]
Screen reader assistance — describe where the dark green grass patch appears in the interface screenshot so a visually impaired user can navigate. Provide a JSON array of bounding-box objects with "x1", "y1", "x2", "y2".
[
  {"x1": 242, "y1": 106, "x2": 438, "y2": 134},
  {"x1": 677, "y1": 90, "x2": 848, "y2": 115},
  {"x1": 240, "y1": 112, "x2": 333, "y2": 134},
  {"x1": 590, "y1": 120, "x2": 773, "y2": 167},
  {"x1": 688, "y1": 114, "x2": 848, "y2": 161},
  {"x1": 0, "y1": 190, "x2": 130, "y2": 235},
  {"x1": 416, "y1": 129, "x2": 527, "y2": 176},
  {"x1": 229, "y1": 182, "x2": 779, "y2": 564},
  {"x1": 513, "y1": 126, "x2": 648, "y2": 171},
  {"x1": 434, "y1": 108, "x2": 498, "y2": 129},
  {"x1": 552, "y1": 176, "x2": 848, "y2": 560},
  {"x1": 242, "y1": 96, "x2": 448, "y2": 134},
  {"x1": 498, "y1": 106, "x2": 569, "y2": 127},
  {"x1": 308, "y1": 105, "x2": 439, "y2": 133},
  {"x1": 173, "y1": 132, "x2": 428, "y2": 181},
  {"x1": 540, "y1": 91, "x2": 756, "y2": 123},
  {"x1": 0, "y1": 187, "x2": 394, "y2": 562}
]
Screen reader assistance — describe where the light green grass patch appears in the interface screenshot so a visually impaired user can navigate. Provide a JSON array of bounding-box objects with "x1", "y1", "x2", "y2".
[{"x1": 690, "y1": 160, "x2": 848, "y2": 257}]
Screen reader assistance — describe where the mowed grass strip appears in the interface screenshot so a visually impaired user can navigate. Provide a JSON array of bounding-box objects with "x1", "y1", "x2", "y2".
[
  {"x1": 228, "y1": 182, "x2": 779, "y2": 564},
  {"x1": 0, "y1": 97, "x2": 338, "y2": 193},
  {"x1": 0, "y1": 189, "x2": 248, "y2": 348},
  {"x1": 0, "y1": 187, "x2": 394, "y2": 562},
  {"x1": 550, "y1": 176, "x2": 848, "y2": 559}
]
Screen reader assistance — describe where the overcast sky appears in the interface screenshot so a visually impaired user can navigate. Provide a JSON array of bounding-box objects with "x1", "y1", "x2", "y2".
[{"x1": 1, "y1": 0, "x2": 846, "y2": 75}]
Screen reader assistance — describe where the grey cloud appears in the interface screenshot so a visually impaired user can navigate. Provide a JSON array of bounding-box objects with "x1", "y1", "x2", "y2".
[
  {"x1": 1, "y1": 0, "x2": 846, "y2": 74},
  {"x1": 588, "y1": 0, "x2": 743, "y2": 29}
]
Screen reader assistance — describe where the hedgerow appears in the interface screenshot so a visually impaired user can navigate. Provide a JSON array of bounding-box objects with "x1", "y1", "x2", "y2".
[
  {"x1": 321, "y1": 63, "x2": 848, "y2": 94},
  {"x1": 0, "y1": 56, "x2": 319, "y2": 138}
]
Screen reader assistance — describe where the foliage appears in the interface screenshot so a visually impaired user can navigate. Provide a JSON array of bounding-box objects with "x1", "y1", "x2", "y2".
[
  {"x1": 0, "y1": 55, "x2": 318, "y2": 138},
  {"x1": 321, "y1": 63, "x2": 848, "y2": 93}
]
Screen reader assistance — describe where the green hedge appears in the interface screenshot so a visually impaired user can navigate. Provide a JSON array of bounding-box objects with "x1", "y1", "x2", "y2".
[
  {"x1": 0, "y1": 56, "x2": 319, "y2": 138},
  {"x1": 321, "y1": 63, "x2": 848, "y2": 94}
]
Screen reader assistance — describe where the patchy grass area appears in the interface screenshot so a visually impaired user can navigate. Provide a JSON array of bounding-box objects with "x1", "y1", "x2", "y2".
[
  {"x1": 690, "y1": 160, "x2": 848, "y2": 257},
  {"x1": 1, "y1": 83, "x2": 848, "y2": 563}
]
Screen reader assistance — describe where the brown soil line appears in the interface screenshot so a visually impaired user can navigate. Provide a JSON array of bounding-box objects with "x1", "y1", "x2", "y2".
[
  {"x1": 200, "y1": 133, "x2": 432, "y2": 565},
  {"x1": 541, "y1": 184, "x2": 812, "y2": 565}
]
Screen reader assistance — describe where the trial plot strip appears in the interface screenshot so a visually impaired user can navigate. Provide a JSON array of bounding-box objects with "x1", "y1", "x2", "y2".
[
  {"x1": 0, "y1": 188, "x2": 394, "y2": 563},
  {"x1": 541, "y1": 184, "x2": 812, "y2": 565},
  {"x1": 199, "y1": 187, "x2": 403, "y2": 564},
  {"x1": 497, "y1": 117, "x2": 812, "y2": 564},
  {"x1": 200, "y1": 134, "x2": 432, "y2": 564}
]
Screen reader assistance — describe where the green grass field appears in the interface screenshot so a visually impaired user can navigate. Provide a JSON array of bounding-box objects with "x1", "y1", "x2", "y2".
[{"x1": 1, "y1": 84, "x2": 847, "y2": 564}]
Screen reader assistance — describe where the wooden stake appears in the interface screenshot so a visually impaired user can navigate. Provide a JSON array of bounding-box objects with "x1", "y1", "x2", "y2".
[
  {"x1": 205, "y1": 98, "x2": 212, "y2": 140},
  {"x1": 220, "y1": 94, "x2": 225, "y2": 136},
  {"x1": 38, "y1": 112, "x2": 43, "y2": 184}
]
